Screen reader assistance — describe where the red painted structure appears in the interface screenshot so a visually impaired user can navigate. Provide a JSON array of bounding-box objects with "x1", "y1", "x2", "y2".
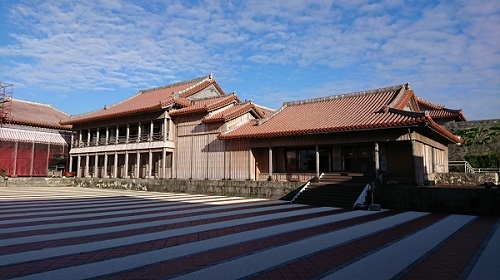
[{"x1": 0, "y1": 98, "x2": 72, "y2": 177}]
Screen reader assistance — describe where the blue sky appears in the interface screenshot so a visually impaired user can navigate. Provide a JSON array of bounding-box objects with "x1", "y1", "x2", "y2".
[{"x1": 1, "y1": 0, "x2": 499, "y2": 120}]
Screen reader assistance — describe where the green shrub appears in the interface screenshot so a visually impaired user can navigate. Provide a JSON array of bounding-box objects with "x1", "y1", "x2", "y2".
[{"x1": 464, "y1": 154, "x2": 500, "y2": 168}]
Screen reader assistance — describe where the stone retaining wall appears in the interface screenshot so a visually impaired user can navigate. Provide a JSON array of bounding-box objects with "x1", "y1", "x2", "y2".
[
  {"x1": 74, "y1": 178, "x2": 303, "y2": 200},
  {"x1": 432, "y1": 172, "x2": 498, "y2": 186}
]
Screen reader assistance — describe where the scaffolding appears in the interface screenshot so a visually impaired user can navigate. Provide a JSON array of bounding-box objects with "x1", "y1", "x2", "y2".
[{"x1": 0, "y1": 81, "x2": 14, "y2": 127}]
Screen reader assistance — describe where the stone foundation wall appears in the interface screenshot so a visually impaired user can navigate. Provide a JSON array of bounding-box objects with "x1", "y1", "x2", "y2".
[
  {"x1": 432, "y1": 172, "x2": 498, "y2": 186},
  {"x1": 73, "y1": 178, "x2": 303, "y2": 200}
]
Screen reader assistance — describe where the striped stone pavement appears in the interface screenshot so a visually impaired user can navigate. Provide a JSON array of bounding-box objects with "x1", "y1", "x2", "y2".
[{"x1": 0, "y1": 187, "x2": 498, "y2": 280}]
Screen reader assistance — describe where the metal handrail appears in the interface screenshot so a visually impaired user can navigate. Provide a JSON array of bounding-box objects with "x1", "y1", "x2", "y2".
[{"x1": 449, "y1": 161, "x2": 500, "y2": 173}]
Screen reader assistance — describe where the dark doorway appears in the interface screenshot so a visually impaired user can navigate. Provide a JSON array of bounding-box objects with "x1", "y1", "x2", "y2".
[{"x1": 344, "y1": 146, "x2": 374, "y2": 174}]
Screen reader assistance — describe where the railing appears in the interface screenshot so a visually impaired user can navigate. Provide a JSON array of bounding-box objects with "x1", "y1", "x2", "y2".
[
  {"x1": 72, "y1": 132, "x2": 168, "y2": 147},
  {"x1": 290, "y1": 173, "x2": 323, "y2": 203},
  {"x1": 449, "y1": 161, "x2": 500, "y2": 173}
]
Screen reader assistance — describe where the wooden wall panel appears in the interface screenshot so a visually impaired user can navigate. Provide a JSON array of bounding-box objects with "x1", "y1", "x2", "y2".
[
  {"x1": 208, "y1": 136, "x2": 226, "y2": 179},
  {"x1": 381, "y1": 142, "x2": 413, "y2": 177},
  {"x1": 175, "y1": 136, "x2": 191, "y2": 178},
  {"x1": 190, "y1": 134, "x2": 208, "y2": 179},
  {"x1": 226, "y1": 139, "x2": 251, "y2": 180}
]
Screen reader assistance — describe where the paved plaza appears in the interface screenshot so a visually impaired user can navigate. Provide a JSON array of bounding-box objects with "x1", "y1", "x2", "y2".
[{"x1": 0, "y1": 186, "x2": 499, "y2": 280}]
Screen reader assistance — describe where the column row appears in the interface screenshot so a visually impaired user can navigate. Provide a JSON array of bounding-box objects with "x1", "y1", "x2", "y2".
[{"x1": 69, "y1": 149, "x2": 173, "y2": 179}]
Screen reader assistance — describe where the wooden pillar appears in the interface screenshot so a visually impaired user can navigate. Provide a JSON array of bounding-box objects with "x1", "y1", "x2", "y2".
[
  {"x1": 85, "y1": 154, "x2": 89, "y2": 177},
  {"x1": 46, "y1": 143, "x2": 51, "y2": 176},
  {"x1": 30, "y1": 142, "x2": 35, "y2": 176},
  {"x1": 315, "y1": 144, "x2": 320, "y2": 179},
  {"x1": 375, "y1": 142, "x2": 380, "y2": 180},
  {"x1": 113, "y1": 152, "x2": 118, "y2": 178},
  {"x1": 94, "y1": 154, "x2": 98, "y2": 177},
  {"x1": 136, "y1": 151, "x2": 140, "y2": 178},
  {"x1": 268, "y1": 146, "x2": 273, "y2": 180},
  {"x1": 162, "y1": 148, "x2": 166, "y2": 179},
  {"x1": 206, "y1": 134, "x2": 210, "y2": 179},
  {"x1": 69, "y1": 154, "x2": 73, "y2": 173},
  {"x1": 249, "y1": 148, "x2": 253, "y2": 180},
  {"x1": 126, "y1": 124, "x2": 130, "y2": 143},
  {"x1": 12, "y1": 141, "x2": 18, "y2": 177},
  {"x1": 137, "y1": 122, "x2": 141, "y2": 143},
  {"x1": 163, "y1": 118, "x2": 168, "y2": 141},
  {"x1": 76, "y1": 155, "x2": 81, "y2": 177},
  {"x1": 105, "y1": 126, "x2": 109, "y2": 145},
  {"x1": 103, "y1": 153, "x2": 108, "y2": 178},
  {"x1": 150, "y1": 121, "x2": 154, "y2": 142},
  {"x1": 124, "y1": 152, "x2": 129, "y2": 178},
  {"x1": 148, "y1": 149, "x2": 152, "y2": 178}
]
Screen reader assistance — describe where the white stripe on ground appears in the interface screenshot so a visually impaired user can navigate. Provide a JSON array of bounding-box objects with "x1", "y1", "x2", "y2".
[
  {"x1": 0, "y1": 194, "x2": 207, "y2": 210},
  {"x1": 0, "y1": 203, "x2": 307, "y2": 244},
  {"x1": 171, "y1": 211, "x2": 429, "y2": 280},
  {"x1": 0, "y1": 196, "x2": 252, "y2": 219},
  {"x1": 320, "y1": 214, "x2": 476, "y2": 280},
  {"x1": 13, "y1": 209, "x2": 395, "y2": 280},
  {"x1": 0, "y1": 205, "x2": 337, "y2": 265},
  {"x1": 467, "y1": 221, "x2": 500, "y2": 279},
  {"x1": 0, "y1": 200, "x2": 285, "y2": 232}
]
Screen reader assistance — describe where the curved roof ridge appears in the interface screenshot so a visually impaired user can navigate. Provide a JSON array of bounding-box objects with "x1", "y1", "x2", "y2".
[
  {"x1": 386, "y1": 107, "x2": 427, "y2": 118},
  {"x1": 140, "y1": 74, "x2": 210, "y2": 94},
  {"x1": 257, "y1": 103, "x2": 289, "y2": 125},
  {"x1": 202, "y1": 102, "x2": 258, "y2": 123},
  {"x1": 284, "y1": 84, "x2": 407, "y2": 107},
  {"x1": 384, "y1": 84, "x2": 415, "y2": 110},
  {"x1": 416, "y1": 96, "x2": 444, "y2": 109},
  {"x1": 174, "y1": 74, "x2": 214, "y2": 98}
]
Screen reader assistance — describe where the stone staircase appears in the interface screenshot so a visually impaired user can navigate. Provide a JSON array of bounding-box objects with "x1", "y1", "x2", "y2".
[{"x1": 292, "y1": 173, "x2": 376, "y2": 208}]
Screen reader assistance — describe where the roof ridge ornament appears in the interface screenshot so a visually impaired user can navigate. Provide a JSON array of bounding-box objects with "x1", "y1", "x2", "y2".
[
  {"x1": 173, "y1": 75, "x2": 213, "y2": 98},
  {"x1": 140, "y1": 75, "x2": 211, "y2": 94}
]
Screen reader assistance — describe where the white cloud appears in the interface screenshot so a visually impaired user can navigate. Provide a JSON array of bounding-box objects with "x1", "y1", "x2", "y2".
[{"x1": 0, "y1": 0, "x2": 498, "y2": 119}]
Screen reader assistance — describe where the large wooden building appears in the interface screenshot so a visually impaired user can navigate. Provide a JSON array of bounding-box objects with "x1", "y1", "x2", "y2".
[
  {"x1": 220, "y1": 83, "x2": 465, "y2": 185},
  {"x1": 61, "y1": 75, "x2": 465, "y2": 185},
  {"x1": 61, "y1": 75, "x2": 273, "y2": 180}
]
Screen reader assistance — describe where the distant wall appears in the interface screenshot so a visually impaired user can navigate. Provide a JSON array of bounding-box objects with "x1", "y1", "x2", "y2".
[{"x1": 377, "y1": 185, "x2": 500, "y2": 216}]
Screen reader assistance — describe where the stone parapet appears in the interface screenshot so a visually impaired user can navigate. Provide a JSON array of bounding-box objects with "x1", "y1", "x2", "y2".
[
  {"x1": 73, "y1": 178, "x2": 303, "y2": 200},
  {"x1": 432, "y1": 172, "x2": 498, "y2": 186}
]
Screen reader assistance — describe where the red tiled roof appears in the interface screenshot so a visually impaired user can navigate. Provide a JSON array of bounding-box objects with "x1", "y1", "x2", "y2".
[
  {"x1": 7, "y1": 98, "x2": 71, "y2": 130},
  {"x1": 202, "y1": 102, "x2": 266, "y2": 123},
  {"x1": 219, "y1": 85, "x2": 462, "y2": 144},
  {"x1": 60, "y1": 75, "x2": 216, "y2": 125},
  {"x1": 253, "y1": 104, "x2": 275, "y2": 118},
  {"x1": 169, "y1": 94, "x2": 240, "y2": 116},
  {"x1": 417, "y1": 97, "x2": 467, "y2": 121}
]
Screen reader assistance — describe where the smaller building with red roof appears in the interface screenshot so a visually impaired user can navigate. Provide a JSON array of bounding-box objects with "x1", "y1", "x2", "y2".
[{"x1": 0, "y1": 98, "x2": 72, "y2": 177}]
